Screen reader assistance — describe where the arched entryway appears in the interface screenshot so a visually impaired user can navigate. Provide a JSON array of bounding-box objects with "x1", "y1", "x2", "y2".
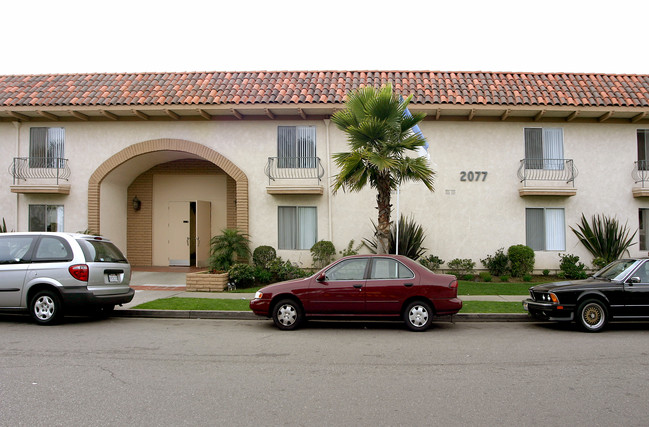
[{"x1": 87, "y1": 139, "x2": 248, "y2": 266}]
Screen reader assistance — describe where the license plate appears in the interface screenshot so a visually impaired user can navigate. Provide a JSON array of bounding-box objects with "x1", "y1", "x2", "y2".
[{"x1": 108, "y1": 274, "x2": 120, "y2": 283}]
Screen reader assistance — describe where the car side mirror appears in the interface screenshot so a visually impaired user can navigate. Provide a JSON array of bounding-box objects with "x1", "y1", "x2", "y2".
[
  {"x1": 316, "y1": 272, "x2": 326, "y2": 282},
  {"x1": 628, "y1": 276, "x2": 641, "y2": 284}
]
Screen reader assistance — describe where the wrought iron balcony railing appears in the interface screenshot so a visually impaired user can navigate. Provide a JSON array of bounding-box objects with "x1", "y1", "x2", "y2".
[
  {"x1": 265, "y1": 157, "x2": 325, "y2": 184},
  {"x1": 9, "y1": 157, "x2": 71, "y2": 185},
  {"x1": 517, "y1": 158, "x2": 578, "y2": 187},
  {"x1": 632, "y1": 160, "x2": 649, "y2": 188}
]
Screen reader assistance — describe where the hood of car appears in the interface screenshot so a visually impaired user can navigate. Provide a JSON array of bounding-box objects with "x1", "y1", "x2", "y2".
[
  {"x1": 260, "y1": 276, "x2": 312, "y2": 293},
  {"x1": 530, "y1": 277, "x2": 606, "y2": 292}
]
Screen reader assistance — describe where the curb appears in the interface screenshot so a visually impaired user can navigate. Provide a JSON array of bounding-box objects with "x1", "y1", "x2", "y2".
[{"x1": 114, "y1": 310, "x2": 532, "y2": 322}]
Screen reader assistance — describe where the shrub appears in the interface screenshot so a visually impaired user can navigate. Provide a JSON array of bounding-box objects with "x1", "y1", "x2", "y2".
[
  {"x1": 571, "y1": 214, "x2": 637, "y2": 265},
  {"x1": 419, "y1": 254, "x2": 445, "y2": 271},
  {"x1": 209, "y1": 229, "x2": 251, "y2": 272},
  {"x1": 339, "y1": 240, "x2": 363, "y2": 257},
  {"x1": 447, "y1": 258, "x2": 475, "y2": 277},
  {"x1": 228, "y1": 263, "x2": 256, "y2": 288},
  {"x1": 508, "y1": 245, "x2": 535, "y2": 277},
  {"x1": 364, "y1": 214, "x2": 427, "y2": 260},
  {"x1": 592, "y1": 257, "x2": 608, "y2": 270},
  {"x1": 253, "y1": 246, "x2": 276, "y2": 269},
  {"x1": 463, "y1": 274, "x2": 475, "y2": 281},
  {"x1": 480, "y1": 248, "x2": 509, "y2": 276},
  {"x1": 558, "y1": 253, "x2": 588, "y2": 280},
  {"x1": 523, "y1": 274, "x2": 533, "y2": 282},
  {"x1": 254, "y1": 267, "x2": 272, "y2": 284},
  {"x1": 268, "y1": 257, "x2": 309, "y2": 282},
  {"x1": 500, "y1": 275, "x2": 510, "y2": 282},
  {"x1": 542, "y1": 269, "x2": 550, "y2": 276},
  {"x1": 311, "y1": 240, "x2": 336, "y2": 269},
  {"x1": 479, "y1": 272, "x2": 493, "y2": 282}
]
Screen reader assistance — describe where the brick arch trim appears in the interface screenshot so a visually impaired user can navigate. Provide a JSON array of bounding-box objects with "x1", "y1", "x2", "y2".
[{"x1": 87, "y1": 138, "x2": 248, "y2": 234}]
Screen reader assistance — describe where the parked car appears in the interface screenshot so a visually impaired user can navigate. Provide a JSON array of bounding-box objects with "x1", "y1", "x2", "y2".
[
  {"x1": 523, "y1": 258, "x2": 649, "y2": 332},
  {"x1": 250, "y1": 254, "x2": 462, "y2": 331},
  {"x1": 0, "y1": 232, "x2": 134, "y2": 325}
]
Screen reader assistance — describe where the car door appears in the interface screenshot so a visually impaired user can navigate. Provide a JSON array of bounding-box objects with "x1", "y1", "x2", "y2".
[
  {"x1": 364, "y1": 257, "x2": 417, "y2": 315},
  {"x1": 0, "y1": 235, "x2": 36, "y2": 308},
  {"x1": 623, "y1": 260, "x2": 649, "y2": 317},
  {"x1": 307, "y1": 258, "x2": 368, "y2": 314}
]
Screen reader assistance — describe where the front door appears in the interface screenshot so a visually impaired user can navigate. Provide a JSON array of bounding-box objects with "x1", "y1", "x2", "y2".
[
  {"x1": 168, "y1": 201, "x2": 211, "y2": 267},
  {"x1": 623, "y1": 260, "x2": 649, "y2": 316},
  {"x1": 307, "y1": 258, "x2": 368, "y2": 314}
]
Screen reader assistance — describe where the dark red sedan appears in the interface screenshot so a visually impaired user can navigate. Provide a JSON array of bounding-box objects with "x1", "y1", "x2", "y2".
[{"x1": 250, "y1": 254, "x2": 462, "y2": 331}]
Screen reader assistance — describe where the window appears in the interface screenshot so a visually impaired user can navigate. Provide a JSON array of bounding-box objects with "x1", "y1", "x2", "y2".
[
  {"x1": 370, "y1": 258, "x2": 414, "y2": 279},
  {"x1": 640, "y1": 209, "x2": 649, "y2": 251},
  {"x1": 33, "y1": 236, "x2": 72, "y2": 261},
  {"x1": 29, "y1": 127, "x2": 65, "y2": 168},
  {"x1": 638, "y1": 130, "x2": 649, "y2": 171},
  {"x1": 278, "y1": 206, "x2": 317, "y2": 250},
  {"x1": 526, "y1": 208, "x2": 565, "y2": 251},
  {"x1": 277, "y1": 126, "x2": 316, "y2": 168},
  {"x1": 0, "y1": 236, "x2": 35, "y2": 264},
  {"x1": 325, "y1": 258, "x2": 368, "y2": 281},
  {"x1": 524, "y1": 128, "x2": 564, "y2": 170},
  {"x1": 29, "y1": 205, "x2": 64, "y2": 232}
]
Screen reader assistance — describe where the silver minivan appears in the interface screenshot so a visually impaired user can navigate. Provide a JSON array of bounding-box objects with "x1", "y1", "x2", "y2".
[{"x1": 0, "y1": 232, "x2": 134, "y2": 325}]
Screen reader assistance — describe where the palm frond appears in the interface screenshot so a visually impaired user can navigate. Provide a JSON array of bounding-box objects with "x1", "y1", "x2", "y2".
[{"x1": 570, "y1": 214, "x2": 637, "y2": 263}]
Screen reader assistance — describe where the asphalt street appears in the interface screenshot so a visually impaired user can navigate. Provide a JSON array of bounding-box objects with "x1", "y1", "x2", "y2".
[{"x1": 2, "y1": 317, "x2": 649, "y2": 426}]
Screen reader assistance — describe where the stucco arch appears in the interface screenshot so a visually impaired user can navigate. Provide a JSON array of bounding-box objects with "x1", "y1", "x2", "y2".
[{"x1": 87, "y1": 138, "x2": 248, "y2": 235}]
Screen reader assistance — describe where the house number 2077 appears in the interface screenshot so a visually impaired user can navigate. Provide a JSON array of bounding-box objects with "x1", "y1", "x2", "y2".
[{"x1": 460, "y1": 171, "x2": 488, "y2": 182}]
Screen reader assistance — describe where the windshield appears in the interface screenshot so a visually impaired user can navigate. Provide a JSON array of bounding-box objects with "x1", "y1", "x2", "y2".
[
  {"x1": 594, "y1": 259, "x2": 640, "y2": 281},
  {"x1": 77, "y1": 239, "x2": 128, "y2": 263}
]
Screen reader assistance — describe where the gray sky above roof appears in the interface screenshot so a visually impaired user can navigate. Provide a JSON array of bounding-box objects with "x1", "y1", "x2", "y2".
[{"x1": 4, "y1": 0, "x2": 648, "y2": 76}]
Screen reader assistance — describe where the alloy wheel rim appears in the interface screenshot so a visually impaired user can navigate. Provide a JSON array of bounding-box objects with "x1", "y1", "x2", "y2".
[
  {"x1": 277, "y1": 304, "x2": 296, "y2": 326},
  {"x1": 34, "y1": 296, "x2": 55, "y2": 320},
  {"x1": 582, "y1": 303, "x2": 604, "y2": 329},
  {"x1": 408, "y1": 305, "x2": 429, "y2": 327}
]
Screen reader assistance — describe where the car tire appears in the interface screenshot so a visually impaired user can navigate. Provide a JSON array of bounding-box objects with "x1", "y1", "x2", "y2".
[
  {"x1": 30, "y1": 290, "x2": 63, "y2": 325},
  {"x1": 272, "y1": 299, "x2": 303, "y2": 331},
  {"x1": 404, "y1": 300, "x2": 433, "y2": 332},
  {"x1": 577, "y1": 299, "x2": 608, "y2": 332}
]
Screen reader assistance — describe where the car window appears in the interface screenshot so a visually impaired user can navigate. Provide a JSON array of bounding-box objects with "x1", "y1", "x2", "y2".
[
  {"x1": 76, "y1": 239, "x2": 128, "y2": 263},
  {"x1": 325, "y1": 258, "x2": 368, "y2": 281},
  {"x1": 370, "y1": 258, "x2": 414, "y2": 279},
  {"x1": 595, "y1": 260, "x2": 639, "y2": 281},
  {"x1": 33, "y1": 236, "x2": 72, "y2": 261},
  {"x1": 632, "y1": 262, "x2": 649, "y2": 283},
  {"x1": 0, "y1": 236, "x2": 35, "y2": 264}
]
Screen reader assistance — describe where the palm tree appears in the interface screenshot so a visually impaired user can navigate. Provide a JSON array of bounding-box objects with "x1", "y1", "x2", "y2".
[
  {"x1": 209, "y1": 228, "x2": 251, "y2": 271},
  {"x1": 331, "y1": 85, "x2": 435, "y2": 254}
]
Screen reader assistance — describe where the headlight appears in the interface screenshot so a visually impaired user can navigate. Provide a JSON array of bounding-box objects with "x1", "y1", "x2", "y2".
[{"x1": 254, "y1": 291, "x2": 263, "y2": 299}]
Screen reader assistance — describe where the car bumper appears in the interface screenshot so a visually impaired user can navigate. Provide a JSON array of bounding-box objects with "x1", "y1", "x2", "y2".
[
  {"x1": 249, "y1": 298, "x2": 271, "y2": 317},
  {"x1": 60, "y1": 286, "x2": 135, "y2": 310},
  {"x1": 523, "y1": 298, "x2": 574, "y2": 321},
  {"x1": 435, "y1": 297, "x2": 463, "y2": 316}
]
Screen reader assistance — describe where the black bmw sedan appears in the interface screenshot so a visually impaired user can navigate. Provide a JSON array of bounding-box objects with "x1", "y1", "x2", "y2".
[{"x1": 523, "y1": 259, "x2": 649, "y2": 332}]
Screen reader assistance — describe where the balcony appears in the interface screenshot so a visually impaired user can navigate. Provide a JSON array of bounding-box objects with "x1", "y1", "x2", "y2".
[
  {"x1": 264, "y1": 157, "x2": 325, "y2": 195},
  {"x1": 9, "y1": 157, "x2": 71, "y2": 194},
  {"x1": 632, "y1": 161, "x2": 649, "y2": 197},
  {"x1": 517, "y1": 159, "x2": 578, "y2": 197}
]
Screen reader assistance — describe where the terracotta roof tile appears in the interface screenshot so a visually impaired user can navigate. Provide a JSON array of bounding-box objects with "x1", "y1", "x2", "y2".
[{"x1": 0, "y1": 71, "x2": 648, "y2": 108}]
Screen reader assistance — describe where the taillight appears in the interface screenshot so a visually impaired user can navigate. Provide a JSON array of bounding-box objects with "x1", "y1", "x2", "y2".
[
  {"x1": 69, "y1": 264, "x2": 89, "y2": 282},
  {"x1": 449, "y1": 280, "x2": 458, "y2": 289}
]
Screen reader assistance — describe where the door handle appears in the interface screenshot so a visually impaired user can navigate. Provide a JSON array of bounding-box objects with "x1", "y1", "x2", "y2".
[
  {"x1": 353, "y1": 284, "x2": 363, "y2": 289},
  {"x1": 186, "y1": 237, "x2": 190, "y2": 246},
  {"x1": 404, "y1": 283, "x2": 414, "y2": 287}
]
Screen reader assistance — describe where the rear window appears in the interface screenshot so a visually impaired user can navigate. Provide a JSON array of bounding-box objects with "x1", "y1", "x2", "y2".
[{"x1": 77, "y1": 239, "x2": 128, "y2": 263}]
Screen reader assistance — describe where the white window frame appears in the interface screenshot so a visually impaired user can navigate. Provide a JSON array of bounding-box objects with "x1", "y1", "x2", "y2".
[
  {"x1": 29, "y1": 204, "x2": 64, "y2": 232},
  {"x1": 278, "y1": 206, "x2": 317, "y2": 250},
  {"x1": 526, "y1": 208, "x2": 565, "y2": 251}
]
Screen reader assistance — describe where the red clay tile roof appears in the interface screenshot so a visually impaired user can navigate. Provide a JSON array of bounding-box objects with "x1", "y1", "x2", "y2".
[{"x1": 1, "y1": 71, "x2": 648, "y2": 108}]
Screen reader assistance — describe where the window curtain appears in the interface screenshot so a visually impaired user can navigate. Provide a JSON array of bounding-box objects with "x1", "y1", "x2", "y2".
[
  {"x1": 48, "y1": 128, "x2": 65, "y2": 168},
  {"x1": 297, "y1": 207, "x2": 317, "y2": 250},
  {"x1": 278, "y1": 126, "x2": 316, "y2": 168},
  {"x1": 296, "y1": 126, "x2": 316, "y2": 168},
  {"x1": 277, "y1": 127, "x2": 297, "y2": 168},
  {"x1": 543, "y1": 128, "x2": 564, "y2": 170},
  {"x1": 278, "y1": 207, "x2": 297, "y2": 249},
  {"x1": 525, "y1": 208, "x2": 545, "y2": 251},
  {"x1": 638, "y1": 130, "x2": 649, "y2": 170},
  {"x1": 29, "y1": 128, "x2": 65, "y2": 168},
  {"x1": 544, "y1": 208, "x2": 565, "y2": 250},
  {"x1": 640, "y1": 209, "x2": 649, "y2": 250},
  {"x1": 524, "y1": 128, "x2": 543, "y2": 169}
]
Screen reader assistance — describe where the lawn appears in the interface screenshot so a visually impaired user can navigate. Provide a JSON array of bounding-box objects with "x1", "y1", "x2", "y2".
[{"x1": 133, "y1": 297, "x2": 527, "y2": 313}]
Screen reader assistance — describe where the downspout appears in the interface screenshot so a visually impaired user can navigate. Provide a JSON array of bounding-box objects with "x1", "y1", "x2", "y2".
[
  {"x1": 12, "y1": 121, "x2": 21, "y2": 231},
  {"x1": 324, "y1": 119, "x2": 332, "y2": 242}
]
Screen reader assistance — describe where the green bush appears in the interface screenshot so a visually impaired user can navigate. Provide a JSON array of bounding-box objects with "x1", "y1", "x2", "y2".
[
  {"x1": 523, "y1": 274, "x2": 533, "y2": 282},
  {"x1": 447, "y1": 258, "x2": 475, "y2": 277},
  {"x1": 311, "y1": 240, "x2": 336, "y2": 269},
  {"x1": 463, "y1": 274, "x2": 475, "y2": 281},
  {"x1": 558, "y1": 253, "x2": 588, "y2": 280},
  {"x1": 592, "y1": 257, "x2": 608, "y2": 270},
  {"x1": 209, "y1": 229, "x2": 251, "y2": 272},
  {"x1": 228, "y1": 263, "x2": 256, "y2": 288},
  {"x1": 419, "y1": 254, "x2": 445, "y2": 271},
  {"x1": 253, "y1": 246, "x2": 276, "y2": 269},
  {"x1": 254, "y1": 266, "x2": 272, "y2": 284},
  {"x1": 542, "y1": 269, "x2": 550, "y2": 276},
  {"x1": 481, "y1": 248, "x2": 509, "y2": 276},
  {"x1": 500, "y1": 275, "x2": 510, "y2": 282},
  {"x1": 571, "y1": 214, "x2": 637, "y2": 265},
  {"x1": 479, "y1": 272, "x2": 493, "y2": 282},
  {"x1": 339, "y1": 240, "x2": 363, "y2": 257},
  {"x1": 508, "y1": 245, "x2": 535, "y2": 277},
  {"x1": 268, "y1": 257, "x2": 309, "y2": 282}
]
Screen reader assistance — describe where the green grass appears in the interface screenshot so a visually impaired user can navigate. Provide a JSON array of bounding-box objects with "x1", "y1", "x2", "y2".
[
  {"x1": 133, "y1": 297, "x2": 251, "y2": 311},
  {"x1": 460, "y1": 301, "x2": 526, "y2": 313},
  {"x1": 134, "y1": 298, "x2": 525, "y2": 314},
  {"x1": 457, "y1": 281, "x2": 531, "y2": 295}
]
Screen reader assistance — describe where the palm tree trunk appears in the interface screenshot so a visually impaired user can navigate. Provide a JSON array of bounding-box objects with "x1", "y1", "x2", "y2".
[{"x1": 376, "y1": 176, "x2": 392, "y2": 254}]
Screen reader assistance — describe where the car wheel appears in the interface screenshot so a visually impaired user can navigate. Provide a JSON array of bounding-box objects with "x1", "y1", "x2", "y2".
[
  {"x1": 272, "y1": 299, "x2": 303, "y2": 331},
  {"x1": 404, "y1": 301, "x2": 433, "y2": 332},
  {"x1": 30, "y1": 290, "x2": 63, "y2": 325},
  {"x1": 577, "y1": 299, "x2": 608, "y2": 332}
]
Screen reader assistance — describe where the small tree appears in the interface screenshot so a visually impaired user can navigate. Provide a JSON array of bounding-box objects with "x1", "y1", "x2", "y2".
[
  {"x1": 508, "y1": 245, "x2": 535, "y2": 277},
  {"x1": 481, "y1": 248, "x2": 509, "y2": 276},
  {"x1": 209, "y1": 228, "x2": 251, "y2": 272},
  {"x1": 253, "y1": 245, "x2": 276, "y2": 270},
  {"x1": 310, "y1": 240, "x2": 336, "y2": 269},
  {"x1": 571, "y1": 214, "x2": 637, "y2": 264}
]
